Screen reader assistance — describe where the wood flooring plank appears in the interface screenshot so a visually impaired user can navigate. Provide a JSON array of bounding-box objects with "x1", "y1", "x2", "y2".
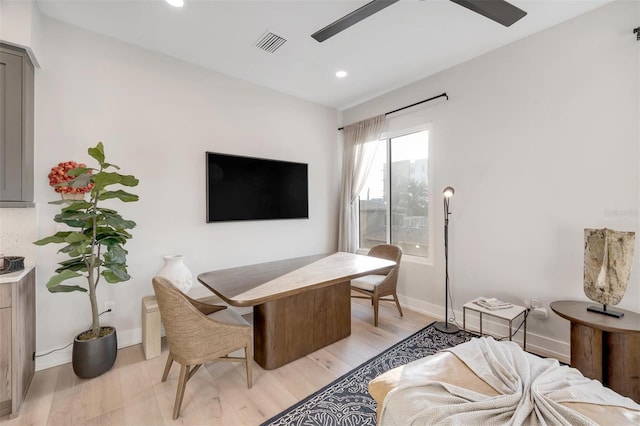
[
  {"x1": 240, "y1": 366, "x2": 298, "y2": 420},
  {"x1": 121, "y1": 389, "x2": 164, "y2": 426},
  {"x1": 3, "y1": 366, "x2": 59, "y2": 426},
  {"x1": 83, "y1": 366, "x2": 123, "y2": 421},
  {"x1": 116, "y1": 346, "x2": 165, "y2": 426},
  {"x1": 308, "y1": 347, "x2": 354, "y2": 376},
  {"x1": 46, "y1": 363, "x2": 90, "y2": 425},
  {"x1": 82, "y1": 407, "x2": 125, "y2": 426}
]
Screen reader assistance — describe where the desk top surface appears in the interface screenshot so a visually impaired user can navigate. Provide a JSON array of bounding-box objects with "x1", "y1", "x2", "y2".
[
  {"x1": 550, "y1": 300, "x2": 640, "y2": 334},
  {"x1": 197, "y1": 252, "x2": 395, "y2": 307}
]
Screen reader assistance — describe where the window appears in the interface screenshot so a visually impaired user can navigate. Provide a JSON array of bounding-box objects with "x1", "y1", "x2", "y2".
[{"x1": 358, "y1": 129, "x2": 430, "y2": 258}]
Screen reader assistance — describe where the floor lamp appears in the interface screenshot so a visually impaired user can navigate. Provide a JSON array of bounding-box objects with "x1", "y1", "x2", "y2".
[{"x1": 434, "y1": 186, "x2": 459, "y2": 334}]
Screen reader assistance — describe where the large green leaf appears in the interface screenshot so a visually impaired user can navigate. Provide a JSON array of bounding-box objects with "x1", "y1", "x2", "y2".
[
  {"x1": 95, "y1": 227, "x2": 132, "y2": 239},
  {"x1": 104, "y1": 244, "x2": 127, "y2": 264},
  {"x1": 94, "y1": 227, "x2": 122, "y2": 237},
  {"x1": 46, "y1": 269, "x2": 83, "y2": 290},
  {"x1": 69, "y1": 173, "x2": 92, "y2": 189},
  {"x1": 55, "y1": 257, "x2": 87, "y2": 273},
  {"x1": 88, "y1": 142, "x2": 105, "y2": 165},
  {"x1": 99, "y1": 190, "x2": 139, "y2": 203},
  {"x1": 102, "y1": 267, "x2": 131, "y2": 283},
  {"x1": 102, "y1": 162, "x2": 120, "y2": 170},
  {"x1": 48, "y1": 285, "x2": 87, "y2": 293},
  {"x1": 64, "y1": 232, "x2": 90, "y2": 244},
  {"x1": 97, "y1": 207, "x2": 117, "y2": 214},
  {"x1": 57, "y1": 257, "x2": 86, "y2": 267},
  {"x1": 98, "y1": 236, "x2": 128, "y2": 247},
  {"x1": 34, "y1": 232, "x2": 72, "y2": 245},
  {"x1": 56, "y1": 210, "x2": 93, "y2": 221},
  {"x1": 54, "y1": 211, "x2": 92, "y2": 228},
  {"x1": 66, "y1": 167, "x2": 94, "y2": 177},
  {"x1": 119, "y1": 175, "x2": 139, "y2": 187},
  {"x1": 103, "y1": 212, "x2": 136, "y2": 229},
  {"x1": 92, "y1": 172, "x2": 139, "y2": 191},
  {"x1": 58, "y1": 242, "x2": 91, "y2": 256},
  {"x1": 62, "y1": 201, "x2": 92, "y2": 212},
  {"x1": 54, "y1": 218, "x2": 88, "y2": 229},
  {"x1": 54, "y1": 264, "x2": 87, "y2": 273},
  {"x1": 92, "y1": 172, "x2": 123, "y2": 190}
]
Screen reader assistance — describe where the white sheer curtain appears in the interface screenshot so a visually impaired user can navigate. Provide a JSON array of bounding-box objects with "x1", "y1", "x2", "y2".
[{"x1": 338, "y1": 114, "x2": 387, "y2": 253}]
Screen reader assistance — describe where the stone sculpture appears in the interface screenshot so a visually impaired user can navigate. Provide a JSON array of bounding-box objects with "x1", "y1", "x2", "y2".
[{"x1": 584, "y1": 228, "x2": 635, "y2": 317}]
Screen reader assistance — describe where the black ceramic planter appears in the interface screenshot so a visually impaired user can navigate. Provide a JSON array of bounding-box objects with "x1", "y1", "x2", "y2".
[{"x1": 72, "y1": 326, "x2": 117, "y2": 379}]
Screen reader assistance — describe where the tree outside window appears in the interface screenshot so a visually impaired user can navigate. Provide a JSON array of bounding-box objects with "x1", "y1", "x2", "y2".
[{"x1": 359, "y1": 129, "x2": 430, "y2": 257}]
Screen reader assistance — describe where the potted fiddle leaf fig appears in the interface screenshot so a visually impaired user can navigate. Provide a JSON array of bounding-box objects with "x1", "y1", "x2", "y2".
[{"x1": 34, "y1": 142, "x2": 139, "y2": 378}]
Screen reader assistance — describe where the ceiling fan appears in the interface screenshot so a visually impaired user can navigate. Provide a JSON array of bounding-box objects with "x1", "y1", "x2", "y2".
[{"x1": 311, "y1": 0, "x2": 527, "y2": 42}]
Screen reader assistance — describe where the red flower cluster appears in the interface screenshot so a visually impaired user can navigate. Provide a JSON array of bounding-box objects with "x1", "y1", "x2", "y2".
[{"x1": 48, "y1": 161, "x2": 94, "y2": 194}]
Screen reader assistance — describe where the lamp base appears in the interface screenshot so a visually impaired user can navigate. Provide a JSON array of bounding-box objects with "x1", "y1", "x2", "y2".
[
  {"x1": 587, "y1": 305, "x2": 624, "y2": 318},
  {"x1": 434, "y1": 321, "x2": 459, "y2": 334}
]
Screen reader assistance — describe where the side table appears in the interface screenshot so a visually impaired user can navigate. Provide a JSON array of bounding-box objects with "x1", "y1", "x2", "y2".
[
  {"x1": 550, "y1": 300, "x2": 640, "y2": 403},
  {"x1": 463, "y1": 299, "x2": 527, "y2": 350}
]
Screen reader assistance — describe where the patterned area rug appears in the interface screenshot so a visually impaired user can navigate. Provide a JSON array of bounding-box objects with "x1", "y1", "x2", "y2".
[{"x1": 261, "y1": 322, "x2": 474, "y2": 426}]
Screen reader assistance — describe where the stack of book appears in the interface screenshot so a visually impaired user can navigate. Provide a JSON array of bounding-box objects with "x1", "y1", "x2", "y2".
[{"x1": 474, "y1": 297, "x2": 513, "y2": 310}]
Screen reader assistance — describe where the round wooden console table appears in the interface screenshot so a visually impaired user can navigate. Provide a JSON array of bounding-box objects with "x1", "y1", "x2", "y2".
[{"x1": 550, "y1": 300, "x2": 640, "y2": 403}]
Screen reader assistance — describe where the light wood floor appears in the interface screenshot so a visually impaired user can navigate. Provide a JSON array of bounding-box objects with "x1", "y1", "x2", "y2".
[{"x1": 3, "y1": 298, "x2": 436, "y2": 426}]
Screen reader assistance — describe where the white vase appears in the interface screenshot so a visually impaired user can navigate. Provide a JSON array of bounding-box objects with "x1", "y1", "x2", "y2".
[{"x1": 156, "y1": 255, "x2": 193, "y2": 293}]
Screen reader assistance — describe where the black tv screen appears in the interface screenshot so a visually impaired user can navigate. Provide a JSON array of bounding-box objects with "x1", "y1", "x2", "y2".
[{"x1": 206, "y1": 152, "x2": 309, "y2": 222}]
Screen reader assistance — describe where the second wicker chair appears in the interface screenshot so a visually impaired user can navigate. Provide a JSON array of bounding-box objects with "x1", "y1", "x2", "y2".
[{"x1": 350, "y1": 244, "x2": 403, "y2": 327}]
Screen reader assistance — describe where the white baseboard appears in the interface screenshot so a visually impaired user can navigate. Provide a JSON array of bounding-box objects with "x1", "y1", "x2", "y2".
[
  {"x1": 35, "y1": 347, "x2": 73, "y2": 372},
  {"x1": 398, "y1": 294, "x2": 570, "y2": 364},
  {"x1": 35, "y1": 328, "x2": 144, "y2": 372},
  {"x1": 36, "y1": 296, "x2": 571, "y2": 372},
  {"x1": 35, "y1": 302, "x2": 251, "y2": 372}
]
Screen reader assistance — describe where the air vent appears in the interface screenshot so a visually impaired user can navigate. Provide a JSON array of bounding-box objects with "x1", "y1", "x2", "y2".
[{"x1": 254, "y1": 31, "x2": 287, "y2": 53}]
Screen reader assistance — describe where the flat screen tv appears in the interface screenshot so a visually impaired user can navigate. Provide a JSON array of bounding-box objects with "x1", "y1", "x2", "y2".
[{"x1": 206, "y1": 152, "x2": 309, "y2": 222}]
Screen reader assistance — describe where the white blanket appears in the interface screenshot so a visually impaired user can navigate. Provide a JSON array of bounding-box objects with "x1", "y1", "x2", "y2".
[{"x1": 380, "y1": 337, "x2": 640, "y2": 425}]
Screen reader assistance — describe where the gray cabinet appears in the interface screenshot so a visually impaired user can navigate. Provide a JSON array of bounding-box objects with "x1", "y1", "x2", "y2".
[
  {"x1": 0, "y1": 267, "x2": 35, "y2": 418},
  {"x1": 0, "y1": 44, "x2": 34, "y2": 206}
]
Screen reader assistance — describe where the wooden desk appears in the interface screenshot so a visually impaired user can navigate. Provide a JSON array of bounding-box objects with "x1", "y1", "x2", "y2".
[
  {"x1": 197, "y1": 252, "x2": 395, "y2": 369},
  {"x1": 550, "y1": 300, "x2": 640, "y2": 402}
]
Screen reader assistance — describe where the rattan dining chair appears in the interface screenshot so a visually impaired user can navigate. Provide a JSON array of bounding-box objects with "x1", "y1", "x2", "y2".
[
  {"x1": 152, "y1": 276, "x2": 253, "y2": 419},
  {"x1": 350, "y1": 244, "x2": 403, "y2": 327}
]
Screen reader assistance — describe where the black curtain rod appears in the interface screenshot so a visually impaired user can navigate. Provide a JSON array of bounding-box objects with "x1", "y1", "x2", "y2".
[{"x1": 338, "y1": 92, "x2": 448, "y2": 131}]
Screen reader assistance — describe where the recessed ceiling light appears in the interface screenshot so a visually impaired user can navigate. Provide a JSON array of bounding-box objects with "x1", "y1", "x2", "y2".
[
  {"x1": 335, "y1": 70, "x2": 348, "y2": 78},
  {"x1": 166, "y1": 0, "x2": 184, "y2": 7}
]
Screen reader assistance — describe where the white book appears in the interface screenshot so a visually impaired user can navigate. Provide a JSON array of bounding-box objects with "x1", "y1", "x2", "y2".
[{"x1": 475, "y1": 297, "x2": 513, "y2": 310}]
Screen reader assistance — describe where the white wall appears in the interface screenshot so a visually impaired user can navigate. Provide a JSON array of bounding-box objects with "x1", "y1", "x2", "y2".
[
  {"x1": 30, "y1": 16, "x2": 339, "y2": 369},
  {"x1": 0, "y1": 0, "x2": 43, "y2": 65},
  {"x1": 343, "y1": 0, "x2": 639, "y2": 359}
]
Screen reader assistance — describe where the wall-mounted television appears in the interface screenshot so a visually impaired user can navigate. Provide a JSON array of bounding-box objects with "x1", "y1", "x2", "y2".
[{"x1": 206, "y1": 152, "x2": 309, "y2": 222}]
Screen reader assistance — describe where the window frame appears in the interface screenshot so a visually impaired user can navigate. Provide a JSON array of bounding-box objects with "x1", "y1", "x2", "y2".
[{"x1": 356, "y1": 123, "x2": 434, "y2": 265}]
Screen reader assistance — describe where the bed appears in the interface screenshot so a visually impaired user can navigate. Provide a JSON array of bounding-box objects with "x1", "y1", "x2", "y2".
[{"x1": 369, "y1": 337, "x2": 640, "y2": 425}]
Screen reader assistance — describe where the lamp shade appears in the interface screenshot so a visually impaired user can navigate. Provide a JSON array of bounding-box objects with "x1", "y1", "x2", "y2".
[{"x1": 443, "y1": 186, "x2": 455, "y2": 198}]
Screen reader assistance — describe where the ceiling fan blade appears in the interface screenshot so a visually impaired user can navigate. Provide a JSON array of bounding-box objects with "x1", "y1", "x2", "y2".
[
  {"x1": 449, "y1": 0, "x2": 527, "y2": 27},
  {"x1": 312, "y1": 0, "x2": 400, "y2": 42}
]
